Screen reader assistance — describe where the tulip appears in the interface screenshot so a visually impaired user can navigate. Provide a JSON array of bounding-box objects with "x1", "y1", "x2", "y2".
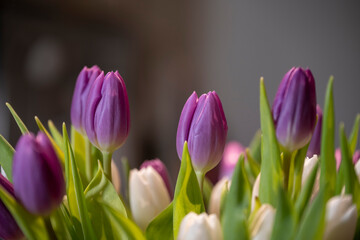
[
  {"x1": 272, "y1": 67, "x2": 317, "y2": 152},
  {"x1": 335, "y1": 148, "x2": 342, "y2": 170},
  {"x1": 219, "y1": 141, "x2": 246, "y2": 179},
  {"x1": 307, "y1": 105, "x2": 323, "y2": 157},
  {"x1": 250, "y1": 204, "x2": 275, "y2": 240},
  {"x1": 84, "y1": 71, "x2": 130, "y2": 152},
  {"x1": 129, "y1": 167, "x2": 170, "y2": 231},
  {"x1": 12, "y1": 132, "x2": 65, "y2": 215},
  {"x1": 251, "y1": 173, "x2": 260, "y2": 211},
  {"x1": 70, "y1": 65, "x2": 102, "y2": 133},
  {"x1": 0, "y1": 174, "x2": 23, "y2": 240},
  {"x1": 323, "y1": 195, "x2": 357, "y2": 240},
  {"x1": 176, "y1": 91, "x2": 228, "y2": 174},
  {"x1": 177, "y1": 212, "x2": 223, "y2": 240},
  {"x1": 140, "y1": 159, "x2": 172, "y2": 198},
  {"x1": 208, "y1": 177, "x2": 230, "y2": 218},
  {"x1": 352, "y1": 150, "x2": 360, "y2": 164},
  {"x1": 0, "y1": 166, "x2": 7, "y2": 179},
  {"x1": 84, "y1": 71, "x2": 130, "y2": 179},
  {"x1": 301, "y1": 155, "x2": 320, "y2": 200}
]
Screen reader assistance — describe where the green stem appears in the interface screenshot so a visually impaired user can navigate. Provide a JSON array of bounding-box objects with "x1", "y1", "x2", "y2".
[
  {"x1": 85, "y1": 137, "x2": 93, "y2": 182},
  {"x1": 196, "y1": 171, "x2": 205, "y2": 193},
  {"x1": 102, "y1": 151, "x2": 113, "y2": 181},
  {"x1": 45, "y1": 217, "x2": 57, "y2": 240},
  {"x1": 282, "y1": 151, "x2": 292, "y2": 191}
]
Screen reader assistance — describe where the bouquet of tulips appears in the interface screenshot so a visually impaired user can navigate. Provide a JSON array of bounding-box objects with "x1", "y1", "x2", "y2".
[{"x1": 0, "y1": 66, "x2": 359, "y2": 240}]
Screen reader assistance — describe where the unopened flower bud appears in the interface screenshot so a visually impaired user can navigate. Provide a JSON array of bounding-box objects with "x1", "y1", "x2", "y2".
[
  {"x1": 208, "y1": 177, "x2": 230, "y2": 218},
  {"x1": 323, "y1": 195, "x2": 357, "y2": 240},
  {"x1": 85, "y1": 71, "x2": 130, "y2": 152},
  {"x1": 178, "y1": 212, "x2": 223, "y2": 240},
  {"x1": 250, "y1": 204, "x2": 275, "y2": 240},
  {"x1": 0, "y1": 174, "x2": 23, "y2": 240},
  {"x1": 176, "y1": 91, "x2": 228, "y2": 173},
  {"x1": 219, "y1": 141, "x2": 246, "y2": 179},
  {"x1": 307, "y1": 105, "x2": 322, "y2": 157},
  {"x1": 71, "y1": 65, "x2": 102, "y2": 133},
  {"x1": 129, "y1": 167, "x2": 170, "y2": 231},
  {"x1": 140, "y1": 159, "x2": 172, "y2": 198},
  {"x1": 13, "y1": 132, "x2": 65, "y2": 215},
  {"x1": 272, "y1": 67, "x2": 317, "y2": 152}
]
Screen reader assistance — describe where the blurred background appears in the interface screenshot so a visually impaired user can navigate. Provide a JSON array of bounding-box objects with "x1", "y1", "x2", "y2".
[{"x1": 1, "y1": 1, "x2": 360, "y2": 182}]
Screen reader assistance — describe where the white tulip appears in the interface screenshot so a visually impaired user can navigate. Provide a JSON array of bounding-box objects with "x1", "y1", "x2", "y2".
[
  {"x1": 323, "y1": 195, "x2": 357, "y2": 240},
  {"x1": 178, "y1": 212, "x2": 223, "y2": 240},
  {"x1": 0, "y1": 166, "x2": 6, "y2": 178},
  {"x1": 208, "y1": 177, "x2": 230, "y2": 218},
  {"x1": 129, "y1": 167, "x2": 171, "y2": 231},
  {"x1": 251, "y1": 173, "x2": 261, "y2": 211},
  {"x1": 355, "y1": 160, "x2": 360, "y2": 183},
  {"x1": 250, "y1": 204, "x2": 275, "y2": 240},
  {"x1": 301, "y1": 155, "x2": 319, "y2": 185}
]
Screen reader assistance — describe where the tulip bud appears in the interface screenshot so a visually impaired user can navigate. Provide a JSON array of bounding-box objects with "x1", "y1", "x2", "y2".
[
  {"x1": 301, "y1": 155, "x2": 319, "y2": 186},
  {"x1": 140, "y1": 159, "x2": 172, "y2": 198},
  {"x1": 355, "y1": 161, "x2": 360, "y2": 183},
  {"x1": 0, "y1": 174, "x2": 23, "y2": 240},
  {"x1": 13, "y1": 132, "x2": 65, "y2": 215},
  {"x1": 335, "y1": 148, "x2": 342, "y2": 170},
  {"x1": 352, "y1": 150, "x2": 360, "y2": 164},
  {"x1": 323, "y1": 195, "x2": 357, "y2": 240},
  {"x1": 272, "y1": 67, "x2": 317, "y2": 152},
  {"x1": 84, "y1": 71, "x2": 130, "y2": 152},
  {"x1": 129, "y1": 167, "x2": 170, "y2": 231},
  {"x1": 71, "y1": 65, "x2": 102, "y2": 133},
  {"x1": 307, "y1": 105, "x2": 322, "y2": 157},
  {"x1": 251, "y1": 173, "x2": 260, "y2": 211},
  {"x1": 250, "y1": 204, "x2": 276, "y2": 240},
  {"x1": 177, "y1": 212, "x2": 223, "y2": 240},
  {"x1": 219, "y1": 141, "x2": 245, "y2": 179},
  {"x1": 176, "y1": 91, "x2": 228, "y2": 173},
  {"x1": 208, "y1": 177, "x2": 230, "y2": 218}
]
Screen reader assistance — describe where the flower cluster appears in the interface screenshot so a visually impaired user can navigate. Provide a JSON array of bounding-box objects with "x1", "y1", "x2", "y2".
[{"x1": 0, "y1": 66, "x2": 359, "y2": 240}]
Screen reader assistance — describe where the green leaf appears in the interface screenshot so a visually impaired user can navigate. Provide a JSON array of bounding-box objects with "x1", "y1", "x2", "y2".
[
  {"x1": 71, "y1": 126, "x2": 89, "y2": 186},
  {"x1": 0, "y1": 185, "x2": 49, "y2": 240},
  {"x1": 146, "y1": 203, "x2": 174, "y2": 240},
  {"x1": 336, "y1": 123, "x2": 354, "y2": 194},
  {"x1": 203, "y1": 177, "x2": 213, "y2": 210},
  {"x1": 6, "y1": 102, "x2": 29, "y2": 134},
  {"x1": 63, "y1": 123, "x2": 97, "y2": 240},
  {"x1": 0, "y1": 134, "x2": 14, "y2": 181},
  {"x1": 349, "y1": 114, "x2": 360, "y2": 155},
  {"x1": 295, "y1": 185, "x2": 328, "y2": 240},
  {"x1": 121, "y1": 157, "x2": 131, "y2": 204},
  {"x1": 84, "y1": 161, "x2": 128, "y2": 239},
  {"x1": 103, "y1": 204, "x2": 146, "y2": 240},
  {"x1": 259, "y1": 78, "x2": 283, "y2": 206},
  {"x1": 245, "y1": 148, "x2": 260, "y2": 178},
  {"x1": 222, "y1": 155, "x2": 251, "y2": 240},
  {"x1": 271, "y1": 185, "x2": 296, "y2": 240},
  {"x1": 35, "y1": 116, "x2": 65, "y2": 166},
  {"x1": 50, "y1": 206, "x2": 77, "y2": 240},
  {"x1": 249, "y1": 129, "x2": 262, "y2": 164},
  {"x1": 320, "y1": 77, "x2": 336, "y2": 194},
  {"x1": 48, "y1": 120, "x2": 64, "y2": 150},
  {"x1": 295, "y1": 161, "x2": 319, "y2": 221},
  {"x1": 173, "y1": 142, "x2": 205, "y2": 239}
]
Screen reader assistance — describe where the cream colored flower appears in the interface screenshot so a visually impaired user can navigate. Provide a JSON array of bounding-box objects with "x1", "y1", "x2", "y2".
[
  {"x1": 178, "y1": 212, "x2": 223, "y2": 240},
  {"x1": 208, "y1": 177, "x2": 230, "y2": 218},
  {"x1": 129, "y1": 167, "x2": 170, "y2": 231},
  {"x1": 251, "y1": 173, "x2": 260, "y2": 211},
  {"x1": 323, "y1": 195, "x2": 357, "y2": 240},
  {"x1": 250, "y1": 204, "x2": 275, "y2": 240}
]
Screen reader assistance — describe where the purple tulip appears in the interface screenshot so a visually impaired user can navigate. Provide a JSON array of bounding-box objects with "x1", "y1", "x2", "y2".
[
  {"x1": 335, "y1": 148, "x2": 360, "y2": 170},
  {"x1": 219, "y1": 141, "x2": 246, "y2": 179},
  {"x1": 84, "y1": 71, "x2": 130, "y2": 152},
  {"x1": 307, "y1": 105, "x2": 323, "y2": 157},
  {"x1": 353, "y1": 150, "x2": 360, "y2": 164},
  {"x1": 176, "y1": 91, "x2": 228, "y2": 173},
  {"x1": 0, "y1": 174, "x2": 23, "y2": 240},
  {"x1": 140, "y1": 159, "x2": 173, "y2": 198},
  {"x1": 13, "y1": 132, "x2": 65, "y2": 216},
  {"x1": 272, "y1": 67, "x2": 317, "y2": 152},
  {"x1": 71, "y1": 65, "x2": 102, "y2": 133}
]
